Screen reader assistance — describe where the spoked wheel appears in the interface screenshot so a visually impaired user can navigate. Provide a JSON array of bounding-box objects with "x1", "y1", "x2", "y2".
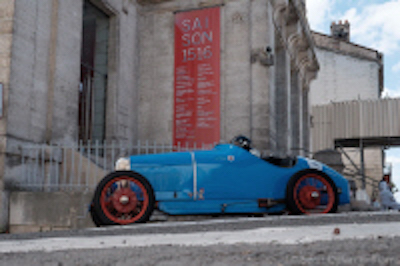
[
  {"x1": 286, "y1": 170, "x2": 338, "y2": 214},
  {"x1": 91, "y1": 171, "x2": 155, "y2": 226}
]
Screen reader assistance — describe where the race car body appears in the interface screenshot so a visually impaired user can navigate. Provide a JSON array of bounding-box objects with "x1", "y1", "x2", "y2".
[{"x1": 90, "y1": 144, "x2": 350, "y2": 226}]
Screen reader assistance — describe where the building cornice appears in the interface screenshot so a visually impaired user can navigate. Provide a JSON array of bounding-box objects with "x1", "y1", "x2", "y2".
[{"x1": 312, "y1": 31, "x2": 383, "y2": 63}]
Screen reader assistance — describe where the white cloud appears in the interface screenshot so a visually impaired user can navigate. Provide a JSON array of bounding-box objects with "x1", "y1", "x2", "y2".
[
  {"x1": 382, "y1": 87, "x2": 400, "y2": 98},
  {"x1": 306, "y1": 0, "x2": 400, "y2": 54},
  {"x1": 387, "y1": 156, "x2": 400, "y2": 164},
  {"x1": 305, "y1": 0, "x2": 334, "y2": 31},
  {"x1": 338, "y1": 0, "x2": 400, "y2": 55},
  {"x1": 382, "y1": 88, "x2": 400, "y2": 98}
]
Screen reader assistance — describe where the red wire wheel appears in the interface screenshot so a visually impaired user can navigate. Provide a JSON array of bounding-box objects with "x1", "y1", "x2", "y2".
[
  {"x1": 286, "y1": 170, "x2": 338, "y2": 214},
  {"x1": 91, "y1": 171, "x2": 155, "y2": 226}
]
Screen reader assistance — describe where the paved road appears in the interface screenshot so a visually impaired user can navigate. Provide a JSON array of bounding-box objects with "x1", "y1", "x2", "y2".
[{"x1": 1, "y1": 212, "x2": 400, "y2": 265}]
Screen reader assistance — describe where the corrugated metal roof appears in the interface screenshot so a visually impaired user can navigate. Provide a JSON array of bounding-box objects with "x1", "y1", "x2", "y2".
[{"x1": 311, "y1": 98, "x2": 400, "y2": 151}]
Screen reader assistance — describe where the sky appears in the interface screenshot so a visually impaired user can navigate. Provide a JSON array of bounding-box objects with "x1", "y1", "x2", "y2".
[{"x1": 305, "y1": 0, "x2": 400, "y2": 200}]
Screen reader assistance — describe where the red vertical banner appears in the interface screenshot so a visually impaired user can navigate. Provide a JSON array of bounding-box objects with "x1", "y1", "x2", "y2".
[{"x1": 174, "y1": 7, "x2": 220, "y2": 148}]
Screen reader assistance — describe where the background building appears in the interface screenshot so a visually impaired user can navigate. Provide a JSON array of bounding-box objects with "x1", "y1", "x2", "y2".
[
  {"x1": 309, "y1": 21, "x2": 385, "y2": 201},
  {"x1": 310, "y1": 21, "x2": 383, "y2": 104}
]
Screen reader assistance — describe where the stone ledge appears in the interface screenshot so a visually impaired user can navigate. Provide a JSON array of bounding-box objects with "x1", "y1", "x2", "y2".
[{"x1": 9, "y1": 191, "x2": 95, "y2": 234}]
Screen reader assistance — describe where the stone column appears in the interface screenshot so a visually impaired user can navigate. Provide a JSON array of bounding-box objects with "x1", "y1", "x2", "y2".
[
  {"x1": 249, "y1": 0, "x2": 275, "y2": 152},
  {"x1": 302, "y1": 85, "x2": 310, "y2": 154},
  {"x1": 274, "y1": 40, "x2": 291, "y2": 157},
  {"x1": 222, "y1": 0, "x2": 252, "y2": 141},
  {"x1": 290, "y1": 69, "x2": 301, "y2": 155}
]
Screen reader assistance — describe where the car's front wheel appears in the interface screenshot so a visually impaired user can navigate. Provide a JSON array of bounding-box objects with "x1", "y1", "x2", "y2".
[
  {"x1": 286, "y1": 170, "x2": 338, "y2": 214},
  {"x1": 91, "y1": 171, "x2": 155, "y2": 226}
]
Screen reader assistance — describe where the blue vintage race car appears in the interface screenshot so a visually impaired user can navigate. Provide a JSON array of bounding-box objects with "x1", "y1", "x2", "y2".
[{"x1": 90, "y1": 137, "x2": 350, "y2": 226}]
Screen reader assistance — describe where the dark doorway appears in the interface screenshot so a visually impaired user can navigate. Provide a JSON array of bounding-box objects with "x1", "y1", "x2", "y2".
[{"x1": 79, "y1": 1, "x2": 109, "y2": 143}]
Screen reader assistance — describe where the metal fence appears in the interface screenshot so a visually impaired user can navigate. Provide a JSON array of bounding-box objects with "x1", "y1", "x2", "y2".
[{"x1": 16, "y1": 141, "x2": 213, "y2": 192}]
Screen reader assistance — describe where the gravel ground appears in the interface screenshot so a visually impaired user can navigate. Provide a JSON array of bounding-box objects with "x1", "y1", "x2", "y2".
[
  {"x1": 1, "y1": 211, "x2": 400, "y2": 241},
  {"x1": 1, "y1": 212, "x2": 400, "y2": 265},
  {"x1": 0, "y1": 237, "x2": 399, "y2": 266}
]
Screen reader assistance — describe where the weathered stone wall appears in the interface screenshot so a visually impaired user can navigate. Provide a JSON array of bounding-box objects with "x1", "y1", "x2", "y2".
[
  {"x1": 137, "y1": 0, "x2": 318, "y2": 155},
  {"x1": 3, "y1": 0, "x2": 318, "y2": 169},
  {"x1": 8, "y1": 0, "x2": 69, "y2": 144},
  {"x1": 9, "y1": 191, "x2": 95, "y2": 233},
  {"x1": 2, "y1": 0, "x2": 140, "y2": 232},
  {"x1": 249, "y1": 0, "x2": 275, "y2": 150},
  {"x1": 0, "y1": 0, "x2": 16, "y2": 233},
  {"x1": 4, "y1": 0, "x2": 139, "y2": 177},
  {"x1": 310, "y1": 32, "x2": 382, "y2": 106},
  {"x1": 6, "y1": 0, "x2": 139, "y2": 147},
  {"x1": 310, "y1": 48, "x2": 381, "y2": 105},
  {"x1": 2, "y1": 0, "x2": 319, "y2": 232}
]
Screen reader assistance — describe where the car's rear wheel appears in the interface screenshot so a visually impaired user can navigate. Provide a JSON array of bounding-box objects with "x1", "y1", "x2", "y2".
[
  {"x1": 92, "y1": 171, "x2": 155, "y2": 226},
  {"x1": 89, "y1": 204, "x2": 102, "y2": 227},
  {"x1": 286, "y1": 170, "x2": 338, "y2": 214}
]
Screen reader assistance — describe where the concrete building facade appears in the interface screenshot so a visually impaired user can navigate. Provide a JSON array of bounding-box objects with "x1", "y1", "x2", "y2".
[
  {"x1": 0, "y1": 0, "x2": 318, "y2": 232},
  {"x1": 310, "y1": 30, "x2": 383, "y2": 105}
]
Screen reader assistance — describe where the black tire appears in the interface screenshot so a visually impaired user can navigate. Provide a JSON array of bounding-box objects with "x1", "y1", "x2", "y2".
[
  {"x1": 286, "y1": 169, "x2": 338, "y2": 214},
  {"x1": 89, "y1": 204, "x2": 102, "y2": 227},
  {"x1": 91, "y1": 171, "x2": 155, "y2": 226}
]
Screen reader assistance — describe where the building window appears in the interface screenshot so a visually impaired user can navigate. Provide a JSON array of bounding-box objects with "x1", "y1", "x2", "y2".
[{"x1": 79, "y1": 1, "x2": 109, "y2": 143}]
